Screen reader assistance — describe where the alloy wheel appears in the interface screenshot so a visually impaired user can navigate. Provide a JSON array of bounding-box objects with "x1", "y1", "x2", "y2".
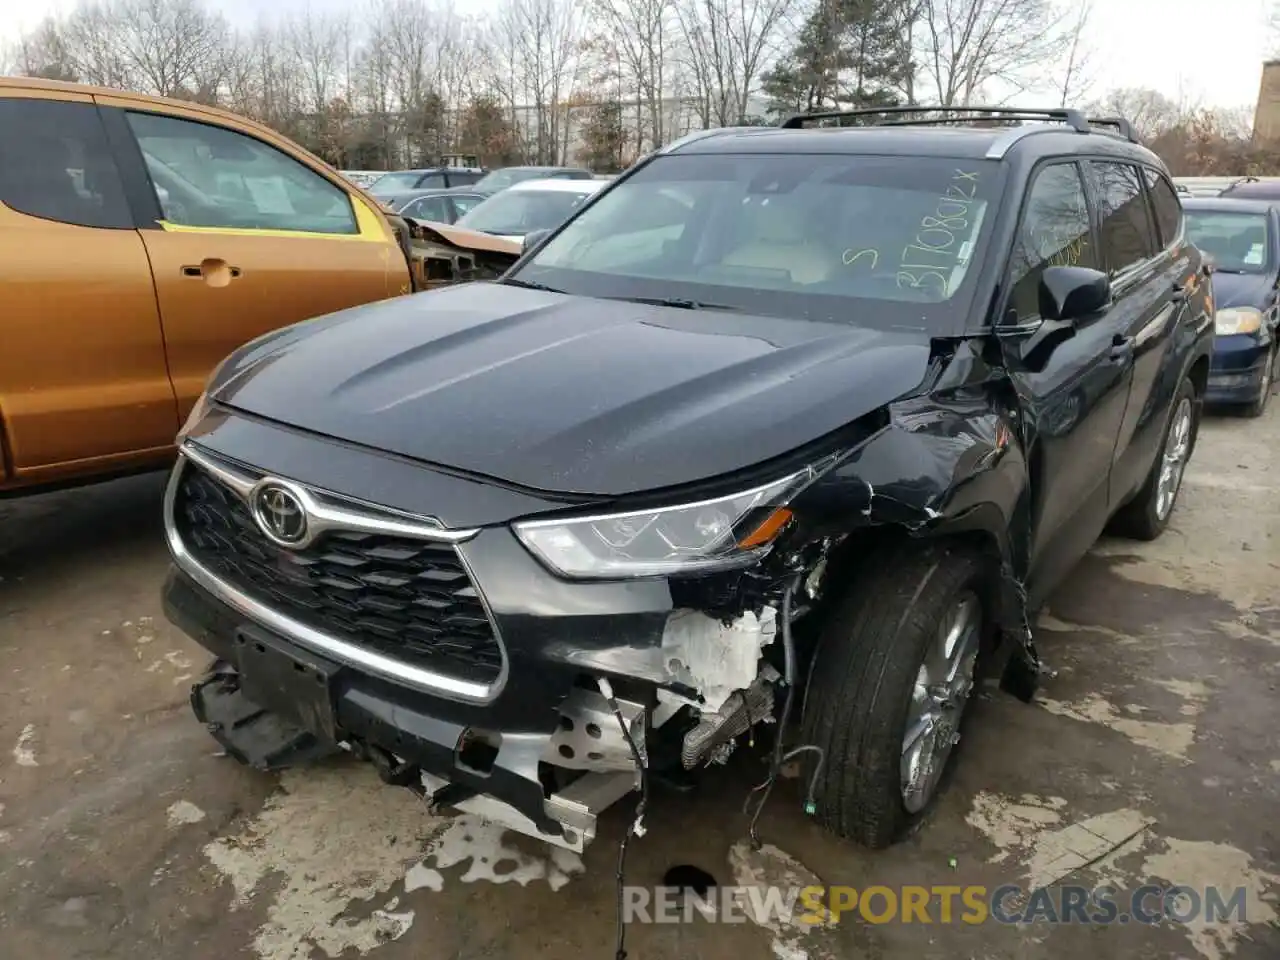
[
  {"x1": 1155, "y1": 397, "x2": 1193, "y2": 521},
  {"x1": 901, "y1": 592, "x2": 982, "y2": 814}
]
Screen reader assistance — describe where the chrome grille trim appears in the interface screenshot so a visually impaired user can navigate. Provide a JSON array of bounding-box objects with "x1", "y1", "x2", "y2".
[{"x1": 165, "y1": 444, "x2": 507, "y2": 703}]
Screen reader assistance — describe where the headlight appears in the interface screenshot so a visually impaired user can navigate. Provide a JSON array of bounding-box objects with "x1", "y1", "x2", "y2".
[
  {"x1": 1215, "y1": 307, "x2": 1263, "y2": 335},
  {"x1": 513, "y1": 467, "x2": 821, "y2": 579}
]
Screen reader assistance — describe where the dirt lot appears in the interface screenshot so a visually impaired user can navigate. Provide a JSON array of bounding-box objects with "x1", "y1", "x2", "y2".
[{"x1": 1, "y1": 406, "x2": 1277, "y2": 960}]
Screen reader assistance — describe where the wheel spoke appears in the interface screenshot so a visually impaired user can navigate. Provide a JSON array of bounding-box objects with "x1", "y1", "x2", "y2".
[{"x1": 901, "y1": 591, "x2": 982, "y2": 814}]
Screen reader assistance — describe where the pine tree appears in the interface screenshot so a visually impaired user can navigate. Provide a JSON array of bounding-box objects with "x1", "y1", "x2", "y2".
[{"x1": 761, "y1": 0, "x2": 911, "y2": 119}]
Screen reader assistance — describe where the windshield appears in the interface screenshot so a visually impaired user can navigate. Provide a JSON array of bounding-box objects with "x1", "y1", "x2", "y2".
[
  {"x1": 474, "y1": 168, "x2": 553, "y2": 192},
  {"x1": 459, "y1": 188, "x2": 594, "y2": 236},
  {"x1": 1186, "y1": 211, "x2": 1271, "y2": 274},
  {"x1": 369, "y1": 172, "x2": 424, "y2": 195},
  {"x1": 509, "y1": 153, "x2": 1003, "y2": 330}
]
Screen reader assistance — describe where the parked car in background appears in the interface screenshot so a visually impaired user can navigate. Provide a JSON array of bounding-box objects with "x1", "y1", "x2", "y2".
[
  {"x1": 340, "y1": 170, "x2": 387, "y2": 188},
  {"x1": 369, "y1": 166, "x2": 486, "y2": 197},
  {"x1": 0, "y1": 76, "x2": 512, "y2": 498},
  {"x1": 456, "y1": 177, "x2": 605, "y2": 242},
  {"x1": 1215, "y1": 176, "x2": 1280, "y2": 204},
  {"x1": 383, "y1": 188, "x2": 485, "y2": 224},
  {"x1": 468, "y1": 165, "x2": 595, "y2": 196},
  {"x1": 1184, "y1": 197, "x2": 1280, "y2": 415}
]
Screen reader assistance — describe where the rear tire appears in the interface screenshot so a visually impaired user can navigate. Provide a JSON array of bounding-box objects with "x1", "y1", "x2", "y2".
[
  {"x1": 801, "y1": 541, "x2": 987, "y2": 848},
  {"x1": 1109, "y1": 377, "x2": 1198, "y2": 541}
]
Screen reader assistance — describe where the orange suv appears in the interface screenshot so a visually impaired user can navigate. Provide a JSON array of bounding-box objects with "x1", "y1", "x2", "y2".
[{"x1": 0, "y1": 78, "x2": 517, "y2": 497}]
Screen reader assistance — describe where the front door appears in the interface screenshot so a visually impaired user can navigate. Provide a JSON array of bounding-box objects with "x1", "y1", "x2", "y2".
[
  {"x1": 996, "y1": 160, "x2": 1136, "y2": 606},
  {"x1": 99, "y1": 101, "x2": 407, "y2": 422}
]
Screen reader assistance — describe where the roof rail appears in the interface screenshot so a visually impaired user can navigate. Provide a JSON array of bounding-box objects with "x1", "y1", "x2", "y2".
[{"x1": 779, "y1": 105, "x2": 1140, "y2": 143}]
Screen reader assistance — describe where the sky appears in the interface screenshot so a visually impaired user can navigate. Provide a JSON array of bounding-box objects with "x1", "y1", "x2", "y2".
[{"x1": 1, "y1": 0, "x2": 1275, "y2": 112}]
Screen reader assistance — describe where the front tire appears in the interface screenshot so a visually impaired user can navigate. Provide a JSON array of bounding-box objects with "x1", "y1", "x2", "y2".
[
  {"x1": 1109, "y1": 377, "x2": 1198, "y2": 540},
  {"x1": 801, "y1": 542, "x2": 987, "y2": 848}
]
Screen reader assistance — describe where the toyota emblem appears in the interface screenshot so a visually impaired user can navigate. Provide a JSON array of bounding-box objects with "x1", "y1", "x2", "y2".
[{"x1": 251, "y1": 481, "x2": 309, "y2": 547}]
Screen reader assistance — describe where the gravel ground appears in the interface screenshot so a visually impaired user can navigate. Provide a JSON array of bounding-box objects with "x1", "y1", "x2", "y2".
[{"x1": 1, "y1": 404, "x2": 1277, "y2": 960}]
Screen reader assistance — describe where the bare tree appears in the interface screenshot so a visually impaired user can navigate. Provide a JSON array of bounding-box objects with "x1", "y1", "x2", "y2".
[
  {"x1": 591, "y1": 0, "x2": 679, "y2": 149},
  {"x1": 1090, "y1": 87, "x2": 1186, "y2": 141},
  {"x1": 113, "y1": 0, "x2": 233, "y2": 98},
  {"x1": 489, "y1": 0, "x2": 584, "y2": 163},
  {"x1": 915, "y1": 0, "x2": 1068, "y2": 106},
  {"x1": 1052, "y1": 0, "x2": 1094, "y2": 108}
]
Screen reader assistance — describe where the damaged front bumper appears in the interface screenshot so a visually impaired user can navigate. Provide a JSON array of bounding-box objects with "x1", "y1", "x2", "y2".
[{"x1": 162, "y1": 426, "x2": 787, "y2": 852}]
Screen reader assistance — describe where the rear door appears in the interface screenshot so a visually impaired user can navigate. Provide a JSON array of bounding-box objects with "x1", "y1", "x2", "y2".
[
  {"x1": 96, "y1": 98, "x2": 409, "y2": 423},
  {"x1": 996, "y1": 160, "x2": 1135, "y2": 606},
  {"x1": 0, "y1": 92, "x2": 175, "y2": 481},
  {"x1": 1087, "y1": 161, "x2": 1187, "y2": 506}
]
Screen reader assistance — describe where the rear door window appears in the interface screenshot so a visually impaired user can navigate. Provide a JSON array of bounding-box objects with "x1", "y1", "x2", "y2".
[
  {"x1": 403, "y1": 195, "x2": 450, "y2": 222},
  {"x1": 450, "y1": 194, "x2": 483, "y2": 218},
  {"x1": 416, "y1": 172, "x2": 446, "y2": 189},
  {"x1": 125, "y1": 111, "x2": 358, "y2": 235},
  {"x1": 1089, "y1": 161, "x2": 1158, "y2": 273},
  {"x1": 1141, "y1": 168, "x2": 1183, "y2": 248},
  {"x1": 0, "y1": 98, "x2": 132, "y2": 229}
]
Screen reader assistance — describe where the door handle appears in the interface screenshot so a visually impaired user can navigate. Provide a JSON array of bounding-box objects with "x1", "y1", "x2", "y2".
[
  {"x1": 1109, "y1": 334, "x2": 1135, "y2": 361},
  {"x1": 181, "y1": 259, "x2": 242, "y2": 287},
  {"x1": 1171, "y1": 280, "x2": 1190, "y2": 302}
]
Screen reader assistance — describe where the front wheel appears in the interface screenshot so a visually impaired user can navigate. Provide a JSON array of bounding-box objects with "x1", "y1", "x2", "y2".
[{"x1": 801, "y1": 542, "x2": 988, "y2": 848}]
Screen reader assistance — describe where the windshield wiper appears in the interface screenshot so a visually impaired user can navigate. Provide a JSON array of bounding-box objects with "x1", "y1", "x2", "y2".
[
  {"x1": 608, "y1": 295, "x2": 740, "y2": 311},
  {"x1": 502, "y1": 277, "x2": 564, "y2": 293}
]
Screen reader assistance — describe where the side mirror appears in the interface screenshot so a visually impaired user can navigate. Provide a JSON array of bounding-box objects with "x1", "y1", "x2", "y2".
[
  {"x1": 522, "y1": 228, "x2": 552, "y2": 255},
  {"x1": 1038, "y1": 265, "x2": 1111, "y2": 322}
]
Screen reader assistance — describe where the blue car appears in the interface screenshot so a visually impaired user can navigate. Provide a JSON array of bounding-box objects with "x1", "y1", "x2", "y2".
[{"x1": 1183, "y1": 197, "x2": 1280, "y2": 416}]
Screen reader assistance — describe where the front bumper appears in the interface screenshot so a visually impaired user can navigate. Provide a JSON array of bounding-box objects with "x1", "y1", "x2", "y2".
[
  {"x1": 1207, "y1": 335, "x2": 1271, "y2": 404},
  {"x1": 162, "y1": 413, "x2": 781, "y2": 849},
  {"x1": 164, "y1": 567, "x2": 637, "y2": 851}
]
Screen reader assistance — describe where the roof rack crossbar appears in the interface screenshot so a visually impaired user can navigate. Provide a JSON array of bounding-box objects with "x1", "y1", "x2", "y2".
[
  {"x1": 779, "y1": 105, "x2": 1093, "y2": 132},
  {"x1": 779, "y1": 105, "x2": 1140, "y2": 143}
]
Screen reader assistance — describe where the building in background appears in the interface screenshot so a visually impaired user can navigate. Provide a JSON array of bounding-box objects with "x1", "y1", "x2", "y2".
[{"x1": 1253, "y1": 60, "x2": 1280, "y2": 142}]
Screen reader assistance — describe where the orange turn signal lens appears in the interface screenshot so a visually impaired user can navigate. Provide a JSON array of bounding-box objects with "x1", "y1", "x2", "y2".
[{"x1": 737, "y1": 507, "x2": 794, "y2": 549}]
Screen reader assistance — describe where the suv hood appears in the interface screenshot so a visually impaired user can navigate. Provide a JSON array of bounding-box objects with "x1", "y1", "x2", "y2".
[{"x1": 215, "y1": 282, "x2": 933, "y2": 497}]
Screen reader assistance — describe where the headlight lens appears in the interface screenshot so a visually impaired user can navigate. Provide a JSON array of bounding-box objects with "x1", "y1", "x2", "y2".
[
  {"x1": 513, "y1": 467, "x2": 820, "y2": 579},
  {"x1": 1215, "y1": 307, "x2": 1263, "y2": 335}
]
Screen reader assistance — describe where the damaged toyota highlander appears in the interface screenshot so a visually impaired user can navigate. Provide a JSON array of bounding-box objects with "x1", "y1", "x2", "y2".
[{"x1": 162, "y1": 106, "x2": 1214, "y2": 854}]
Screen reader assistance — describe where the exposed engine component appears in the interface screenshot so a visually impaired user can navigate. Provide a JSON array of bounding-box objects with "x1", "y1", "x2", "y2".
[{"x1": 681, "y1": 664, "x2": 780, "y2": 769}]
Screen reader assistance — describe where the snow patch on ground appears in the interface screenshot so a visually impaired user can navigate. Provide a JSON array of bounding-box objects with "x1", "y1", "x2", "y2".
[
  {"x1": 1141, "y1": 838, "x2": 1279, "y2": 960},
  {"x1": 204, "y1": 765, "x2": 445, "y2": 960},
  {"x1": 403, "y1": 814, "x2": 585, "y2": 893},
  {"x1": 166, "y1": 800, "x2": 206, "y2": 827},
  {"x1": 12, "y1": 724, "x2": 38, "y2": 766},
  {"x1": 727, "y1": 839, "x2": 836, "y2": 960}
]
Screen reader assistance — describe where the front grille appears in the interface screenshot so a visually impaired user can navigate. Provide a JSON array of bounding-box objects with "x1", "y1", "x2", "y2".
[{"x1": 174, "y1": 465, "x2": 503, "y2": 685}]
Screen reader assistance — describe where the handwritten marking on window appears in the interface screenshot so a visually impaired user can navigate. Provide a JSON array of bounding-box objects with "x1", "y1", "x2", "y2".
[
  {"x1": 897, "y1": 170, "x2": 981, "y2": 294},
  {"x1": 842, "y1": 248, "x2": 879, "y2": 268}
]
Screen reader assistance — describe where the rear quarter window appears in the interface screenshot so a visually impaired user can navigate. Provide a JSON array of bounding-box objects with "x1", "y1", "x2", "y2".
[{"x1": 0, "y1": 98, "x2": 133, "y2": 229}]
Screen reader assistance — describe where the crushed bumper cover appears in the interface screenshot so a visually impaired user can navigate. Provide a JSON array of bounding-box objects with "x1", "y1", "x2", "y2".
[{"x1": 165, "y1": 566, "x2": 638, "y2": 851}]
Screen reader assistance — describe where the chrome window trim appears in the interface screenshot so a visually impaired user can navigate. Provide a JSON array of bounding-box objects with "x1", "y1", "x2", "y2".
[{"x1": 165, "y1": 447, "x2": 507, "y2": 704}]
